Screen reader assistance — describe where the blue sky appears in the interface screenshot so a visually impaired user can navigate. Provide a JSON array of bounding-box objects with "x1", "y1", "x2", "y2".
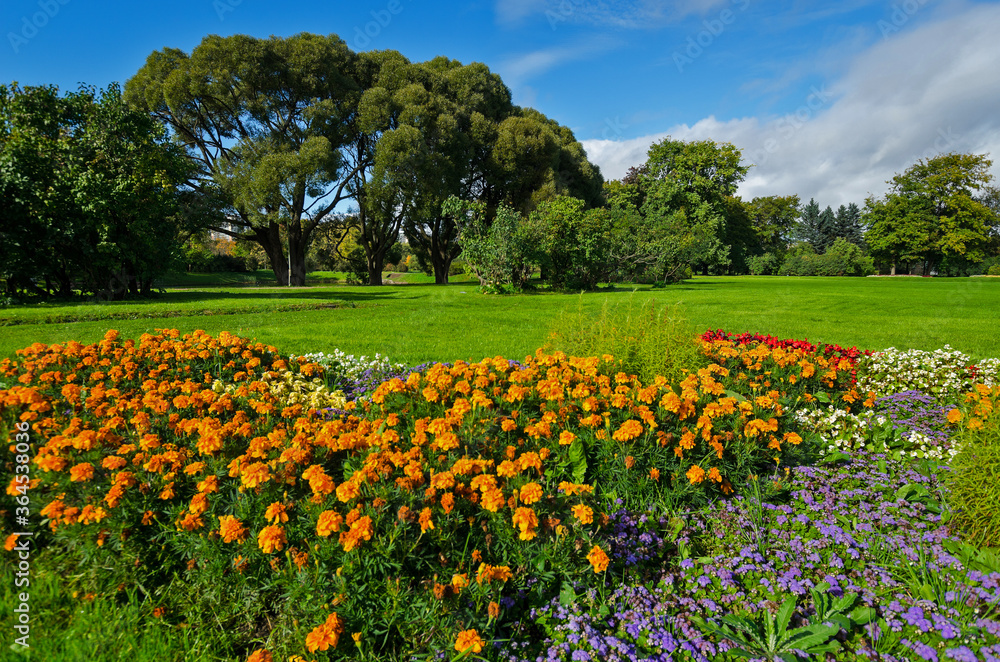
[{"x1": 3, "y1": 0, "x2": 999, "y2": 207}]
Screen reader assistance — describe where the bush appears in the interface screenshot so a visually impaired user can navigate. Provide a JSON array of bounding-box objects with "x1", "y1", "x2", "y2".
[
  {"x1": 989, "y1": 264, "x2": 1000, "y2": 276},
  {"x1": 545, "y1": 297, "x2": 709, "y2": 386},
  {"x1": 747, "y1": 252, "x2": 780, "y2": 276},
  {"x1": 946, "y1": 384, "x2": 1000, "y2": 548}
]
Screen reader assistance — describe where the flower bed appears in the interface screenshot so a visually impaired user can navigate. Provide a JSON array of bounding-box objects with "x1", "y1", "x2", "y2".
[{"x1": 1, "y1": 328, "x2": 998, "y2": 661}]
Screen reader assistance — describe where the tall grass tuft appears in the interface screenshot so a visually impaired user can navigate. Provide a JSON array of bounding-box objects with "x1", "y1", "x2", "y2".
[
  {"x1": 545, "y1": 295, "x2": 709, "y2": 385},
  {"x1": 946, "y1": 385, "x2": 1000, "y2": 548}
]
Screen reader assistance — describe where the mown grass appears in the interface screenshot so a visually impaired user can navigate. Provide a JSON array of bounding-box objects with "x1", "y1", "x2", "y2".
[{"x1": 1, "y1": 275, "x2": 998, "y2": 361}]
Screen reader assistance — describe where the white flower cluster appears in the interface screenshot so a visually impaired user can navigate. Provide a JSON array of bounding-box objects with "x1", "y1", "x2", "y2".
[
  {"x1": 794, "y1": 406, "x2": 959, "y2": 461},
  {"x1": 303, "y1": 349, "x2": 408, "y2": 383},
  {"x1": 855, "y1": 345, "x2": 1000, "y2": 402}
]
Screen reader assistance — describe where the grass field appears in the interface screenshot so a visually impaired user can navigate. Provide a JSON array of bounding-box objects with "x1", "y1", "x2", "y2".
[{"x1": 1, "y1": 274, "x2": 997, "y2": 361}]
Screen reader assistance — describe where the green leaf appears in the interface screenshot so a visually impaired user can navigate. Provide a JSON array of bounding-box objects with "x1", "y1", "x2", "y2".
[
  {"x1": 819, "y1": 452, "x2": 852, "y2": 464},
  {"x1": 558, "y1": 581, "x2": 576, "y2": 607},
  {"x1": 568, "y1": 438, "x2": 587, "y2": 484},
  {"x1": 775, "y1": 596, "x2": 797, "y2": 640},
  {"x1": 724, "y1": 389, "x2": 748, "y2": 402}
]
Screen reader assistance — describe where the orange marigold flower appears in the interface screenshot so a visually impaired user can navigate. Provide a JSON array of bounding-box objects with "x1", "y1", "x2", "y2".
[
  {"x1": 305, "y1": 612, "x2": 344, "y2": 653},
  {"x1": 558, "y1": 430, "x2": 576, "y2": 445},
  {"x1": 708, "y1": 467, "x2": 723, "y2": 483},
  {"x1": 441, "y1": 492, "x2": 455, "y2": 514},
  {"x1": 947, "y1": 408, "x2": 963, "y2": 424},
  {"x1": 419, "y1": 507, "x2": 434, "y2": 532},
  {"x1": 455, "y1": 629, "x2": 485, "y2": 654},
  {"x1": 511, "y1": 507, "x2": 538, "y2": 540},
  {"x1": 257, "y1": 525, "x2": 286, "y2": 554},
  {"x1": 218, "y1": 515, "x2": 248, "y2": 543},
  {"x1": 783, "y1": 432, "x2": 803, "y2": 445},
  {"x1": 587, "y1": 545, "x2": 610, "y2": 573},
  {"x1": 481, "y1": 488, "x2": 506, "y2": 513},
  {"x1": 265, "y1": 502, "x2": 289, "y2": 524},
  {"x1": 69, "y1": 462, "x2": 94, "y2": 482},
  {"x1": 246, "y1": 649, "x2": 273, "y2": 662},
  {"x1": 572, "y1": 504, "x2": 594, "y2": 524},
  {"x1": 5, "y1": 533, "x2": 21, "y2": 551},
  {"x1": 501, "y1": 419, "x2": 517, "y2": 432},
  {"x1": 686, "y1": 465, "x2": 706, "y2": 484},
  {"x1": 240, "y1": 462, "x2": 271, "y2": 489},
  {"x1": 336, "y1": 480, "x2": 360, "y2": 503},
  {"x1": 649, "y1": 467, "x2": 660, "y2": 481},
  {"x1": 452, "y1": 573, "x2": 469, "y2": 590},
  {"x1": 612, "y1": 419, "x2": 644, "y2": 442},
  {"x1": 519, "y1": 482, "x2": 543, "y2": 505},
  {"x1": 488, "y1": 600, "x2": 501, "y2": 619},
  {"x1": 316, "y1": 510, "x2": 344, "y2": 538},
  {"x1": 624, "y1": 455, "x2": 635, "y2": 470}
]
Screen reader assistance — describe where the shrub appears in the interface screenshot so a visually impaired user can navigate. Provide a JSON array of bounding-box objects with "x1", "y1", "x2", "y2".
[
  {"x1": 945, "y1": 384, "x2": 1000, "y2": 548},
  {"x1": 545, "y1": 297, "x2": 709, "y2": 386},
  {"x1": 989, "y1": 263, "x2": 1000, "y2": 276},
  {"x1": 747, "y1": 252, "x2": 780, "y2": 276}
]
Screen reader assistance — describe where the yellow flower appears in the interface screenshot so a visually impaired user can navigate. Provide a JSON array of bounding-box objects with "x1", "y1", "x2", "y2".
[
  {"x1": 587, "y1": 544, "x2": 610, "y2": 573},
  {"x1": 558, "y1": 430, "x2": 576, "y2": 445},
  {"x1": 519, "y1": 482, "x2": 543, "y2": 505},
  {"x1": 686, "y1": 465, "x2": 706, "y2": 484},
  {"x1": 947, "y1": 408, "x2": 962, "y2": 424},
  {"x1": 572, "y1": 504, "x2": 594, "y2": 524},
  {"x1": 511, "y1": 507, "x2": 539, "y2": 540},
  {"x1": 218, "y1": 515, "x2": 247, "y2": 543},
  {"x1": 455, "y1": 629, "x2": 485, "y2": 654},
  {"x1": 256, "y1": 525, "x2": 286, "y2": 554},
  {"x1": 612, "y1": 419, "x2": 644, "y2": 442}
]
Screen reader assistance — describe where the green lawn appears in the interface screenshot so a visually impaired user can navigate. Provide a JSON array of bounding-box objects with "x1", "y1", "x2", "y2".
[{"x1": 1, "y1": 275, "x2": 998, "y2": 362}]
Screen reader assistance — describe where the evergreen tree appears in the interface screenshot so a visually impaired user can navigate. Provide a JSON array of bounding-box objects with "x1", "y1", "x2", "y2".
[
  {"x1": 816, "y1": 206, "x2": 836, "y2": 252},
  {"x1": 834, "y1": 203, "x2": 864, "y2": 246}
]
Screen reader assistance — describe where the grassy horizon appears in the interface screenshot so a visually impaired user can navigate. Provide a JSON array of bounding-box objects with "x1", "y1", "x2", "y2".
[{"x1": 1, "y1": 275, "x2": 998, "y2": 362}]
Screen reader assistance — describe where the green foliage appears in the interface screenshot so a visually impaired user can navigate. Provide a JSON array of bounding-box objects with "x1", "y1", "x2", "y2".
[
  {"x1": 864, "y1": 152, "x2": 998, "y2": 273},
  {"x1": 777, "y1": 239, "x2": 873, "y2": 276},
  {"x1": 544, "y1": 296, "x2": 708, "y2": 386},
  {"x1": 635, "y1": 137, "x2": 749, "y2": 282},
  {"x1": 449, "y1": 197, "x2": 535, "y2": 293},
  {"x1": 747, "y1": 252, "x2": 780, "y2": 276},
  {"x1": 0, "y1": 83, "x2": 196, "y2": 299},
  {"x1": 694, "y1": 586, "x2": 871, "y2": 661},
  {"x1": 946, "y1": 386, "x2": 1000, "y2": 548},
  {"x1": 527, "y1": 196, "x2": 616, "y2": 291}
]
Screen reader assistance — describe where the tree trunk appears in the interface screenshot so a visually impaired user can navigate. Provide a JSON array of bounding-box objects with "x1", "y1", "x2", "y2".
[
  {"x1": 434, "y1": 259, "x2": 450, "y2": 285},
  {"x1": 890, "y1": 263, "x2": 896, "y2": 276},
  {"x1": 367, "y1": 259, "x2": 383, "y2": 286}
]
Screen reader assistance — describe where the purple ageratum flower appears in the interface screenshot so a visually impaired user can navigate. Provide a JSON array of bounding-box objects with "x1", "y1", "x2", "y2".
[
  {"x1": 902, "y1": 638, "x2": 940, "y2": 662},
  {"x1": 945, "y1": 646, "x2": 979, "y2": 662}
]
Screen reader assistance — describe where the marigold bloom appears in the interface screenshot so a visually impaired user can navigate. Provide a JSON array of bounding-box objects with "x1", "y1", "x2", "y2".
[
  {"x1": 686, "y1": 465, "x2": 706, "y2": 484},
  {"x1": 218, "y1": 515, "x2": 248, "y2": 543},
  {"x1": 452, "y1": 573, "x2": 469, "y2": 590},
  {"x1": 419, "y1": 507, "x2": 434, "y2": 532},
  {"x1": 947, "y1": 408, "x2": 963, "y2": 424},
  {"x1": 240, "y1": 462, "x2": 271, "y2": 489},
  {"x1": 612, "y1": 419, "x2": 644, "y2": 442},
  {"x1": 708, "y1": 467, "x2": 723, "y2": 483},
  {"x1": 511, "y1": 506, "x2": 538, "y2": 540},
  {"x1": 316, "y1": 510, "x2": 344, "y2": 538},
  {"x1": 519, "y1": 482, "x2": 543, "y2": 505},
  {"x1": 587, "y1": 545, "x2": 610, "y2": 573},
  {"x1": 257, "y1": 525, "x2": 286, "y2": 554},
  {"x1": 441, "y1": 492, "x2": 455, "y2": 514},
  {"x1": 572, "y1": 504, "x2": 594, "y2": 524},
  {"x1": 246, "y1": 650, "x2": 273, "y2": 662},
  {"x1": 455, "y1": 629, "x2": 485, "y2": 654},
  {"x1": 69, "y1": 462, "x2": 94, "y2": 482},
  {"x1": 558, "y1": 430, "x2": 576, "y2": 445},
  {"x1": 649, "y1": 468, "x2": 660, "y2": 481},
  {"x1": 305, "y1": 612, "x2": 344, "y2": 652},
  {"x1": 265, "y1": 502, "x2": 289, "y2": 524},
  {"x1": 481, "y1": 488, "x2": 505, "y2": 512},
  {"x1": 336, "y1": 480, "x2": 360, "y2": 503}
]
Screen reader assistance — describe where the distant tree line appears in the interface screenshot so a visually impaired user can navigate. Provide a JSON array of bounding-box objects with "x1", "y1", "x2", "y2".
[{"x1": 3, "y1": 31, "x2": 999, "y2": 299}]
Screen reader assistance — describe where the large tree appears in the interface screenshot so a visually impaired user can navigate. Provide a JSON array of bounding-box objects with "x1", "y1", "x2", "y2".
[
  {"x1": 636, "y1": 137, "x2": 750, "y2": 282},
  {"x1": 864, "y1": 153, "x2": 998, "y2": 275},
  {"x1": 125, "y1": 33, "x2": 361, "y2": 286},
  {"x1": 745, "y1": 194, "x2": 800, "y2": 256},
  {"x1": 1, "y1": 83, "x2": 196, "y2": 298}
]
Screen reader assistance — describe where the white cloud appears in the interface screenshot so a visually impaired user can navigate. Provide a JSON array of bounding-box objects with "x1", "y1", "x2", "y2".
[
  {"x1": 497, "y1": 36, "x2": 621, "y2": 85},
  {"x1": 494, "y1": 0, "x2": 732, "y2": 29},
  {"x1": 582, "y1": 3, "x2": 1000, "y2": 207}
]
